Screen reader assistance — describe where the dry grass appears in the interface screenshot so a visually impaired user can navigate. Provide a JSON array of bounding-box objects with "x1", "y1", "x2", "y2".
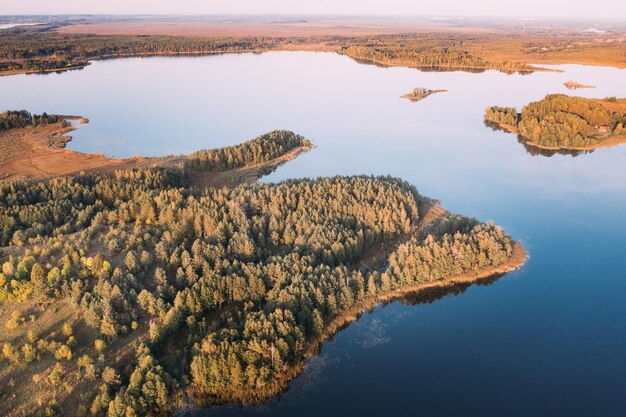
[
  {"x1": 458, "y1": 34, "x2": 626, "y2": 69},
  {"x1": 0, "y1": 300, "x2": 86, "y2": 416},
  {"x1": 0, "y1": 120, "x2": 160, "y2": 182}
]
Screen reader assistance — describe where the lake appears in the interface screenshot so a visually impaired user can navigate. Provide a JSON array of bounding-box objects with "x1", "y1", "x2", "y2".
[
  {"x1": 1, "y1": 52, "x2": 625, "y2": 417},
  {"x1": 0, "y1": 23, "x2": 42, "y2": 30}
]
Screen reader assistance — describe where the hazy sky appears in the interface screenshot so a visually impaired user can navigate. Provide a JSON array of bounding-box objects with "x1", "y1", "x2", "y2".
[{"x1": 3, "y1": 0, "x2": 624, "y2": 19}]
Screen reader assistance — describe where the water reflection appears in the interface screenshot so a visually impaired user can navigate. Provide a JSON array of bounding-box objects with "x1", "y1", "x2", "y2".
[
  {"x1": 348, "y1": 57, "x2": 489, "y2": 73},
  {"x1": 194, "y1": 272, "x2": 509, "y2": 417},
  {"x1": 397, "y1": 273, "x2": 504, "y2": 306},
  {"x1": 483, "y1": 120, "x2": 594, "y2": 157},
  {"x1": 518, "y1": 140, "x2": 594, "y2": 158}
]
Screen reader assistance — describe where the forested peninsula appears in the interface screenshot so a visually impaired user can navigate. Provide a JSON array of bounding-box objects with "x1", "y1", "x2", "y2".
[
  {"x1": 0, "y1": 121, "x2": 526, "y2": 417},
  {"x1": 485, "y1": 94, "x2": 626, "y2": 151}
]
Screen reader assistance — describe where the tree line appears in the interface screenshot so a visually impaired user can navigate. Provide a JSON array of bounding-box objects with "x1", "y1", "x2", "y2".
[
  {"x1": 0, "y1": 110, "x2": 62, "y2": 131},
  {"x1": 340, "y1": 44, "x2": 534, "y2": 73},
  {"x1": 0, "y1": 31, "x2": 279, "y2": 74},
  {"x1": 185, "y1": 130, "x2": 311, "y2": 172}
]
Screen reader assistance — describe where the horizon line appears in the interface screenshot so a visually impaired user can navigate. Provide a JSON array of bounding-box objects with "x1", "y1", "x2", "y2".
[{"x1": 1, "y1": 13, "x2": 625, "y2": 21}]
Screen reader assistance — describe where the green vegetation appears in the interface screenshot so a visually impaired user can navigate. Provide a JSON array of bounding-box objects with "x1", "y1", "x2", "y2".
[
  {"x1": 0, "y1": 130, "x2": 521, "y2": 416},
  {"x1": 0, "y1": 110, "x2": 63, "y2": 131},
  {"x1": 485, "y1": 95, "x2": 626, "y2": 149},
  {"x1": 186, "y1": 130, "x2": 312, "y2": 172},
  {"x1": 484, "y1": 106, "x2": 518, "y2": 126}
]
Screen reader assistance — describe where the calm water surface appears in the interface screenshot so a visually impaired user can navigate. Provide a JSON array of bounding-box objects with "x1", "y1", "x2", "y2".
[{"x1": 1, "y1": 52, "x2": 625, "y2": 417}]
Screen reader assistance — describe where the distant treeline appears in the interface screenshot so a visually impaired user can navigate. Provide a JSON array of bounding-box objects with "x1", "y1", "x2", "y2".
[
  {"x1": 0, "y1": 29, "x2": 537, "y2": 75},
  {"x1": 0, "y1": 110, "x2": 62, "y2": 131},
  {"x1": 0, "y1": 31, "x2": 280, "y2": 73},
  {"x1": 485, "y1": 94, "x2": 626, "y2": 148},
  {"x1": 186, "y1": 130, "x2": 312, "y2": 171},
  {"x1": 340, "y1": 45, "x2": 534, "y2": 73}
]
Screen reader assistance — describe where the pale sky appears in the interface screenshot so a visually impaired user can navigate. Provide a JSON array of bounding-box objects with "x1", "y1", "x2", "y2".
[{"x1": 2, "y1": 0, "x2": 624, "y2": 19}]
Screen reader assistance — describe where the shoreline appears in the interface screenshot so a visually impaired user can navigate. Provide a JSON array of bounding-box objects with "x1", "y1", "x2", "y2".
[
  {"x1": 341, "y1": 55, "x2": 548, "y2": 73},
  {"x1": 523, "y1": 134, "x2": 626, "y2": 152},
  {"x1": 0, "y1": 119, "x2": 159, "y2": 181},
  {"x1": 183, "y1": 143, "x2": 316, "y2": 188},
  {"x1": 188, "y1": 241, "x2": 527, "y2": 407},
  {"x1": 0, "y1": 49, "x2": 550, "y2": 78},
  {"x1": 487, "y1": 120, "x2": 626, "y2": 152},
  {"x1": 401, "y1": 88, "x2": 448, "y2": 101},
  {"x1": 7, "y1": 47, "x2": 626, "y2": 80}
]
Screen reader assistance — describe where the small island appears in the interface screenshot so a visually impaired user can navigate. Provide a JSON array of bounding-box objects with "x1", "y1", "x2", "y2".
[
  {"x1": 401, "y1": 87, "x2": 447, "y2": 102},
  {"x1": 0, "y1": 118, "x2": 526, "y2": 417},
  {"x1": 563, "y1": 81, "x2": 595, "y2": 90},
  {"x1": 484, "y1": 94, "x2": 626, "y2": 152}
]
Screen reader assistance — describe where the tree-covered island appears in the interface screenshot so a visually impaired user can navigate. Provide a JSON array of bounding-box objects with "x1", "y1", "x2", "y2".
[{"x1": 485, "y1": 94, "x2": 626, "y2": 151}]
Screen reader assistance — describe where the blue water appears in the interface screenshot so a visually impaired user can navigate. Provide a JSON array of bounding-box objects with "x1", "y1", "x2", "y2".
[{"x1": 1, "y1": 52, "x2": 625, "y2": 416}]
